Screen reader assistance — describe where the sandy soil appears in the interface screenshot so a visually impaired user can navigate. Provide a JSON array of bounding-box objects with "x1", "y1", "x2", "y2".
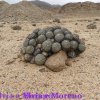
[{"x1": 0, "y1": 17, "x2": 100, "y2": 100}]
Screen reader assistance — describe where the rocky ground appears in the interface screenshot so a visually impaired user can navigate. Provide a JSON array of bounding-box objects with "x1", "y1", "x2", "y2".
[{"x1": 0, "y1": 17, "x2": 100, "y2": 100}]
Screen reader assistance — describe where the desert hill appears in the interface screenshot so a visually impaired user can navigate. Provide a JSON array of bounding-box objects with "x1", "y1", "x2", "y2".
[
  {"x1": 59, "y1": 1, "x2": 100, "y2": 15},
  {"x1": 0, "y1": 1, "x2": 10, "y2": 14},
  {"x1": 0, "y1": 1, "x2": 52, "y2": 22}
]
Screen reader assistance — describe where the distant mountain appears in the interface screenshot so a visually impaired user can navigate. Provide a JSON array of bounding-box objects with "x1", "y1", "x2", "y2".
[
  {"x1": 59, "y1": 2, "x2": 100, "y2": 13},
  {"x1": 0, "y1": 1, "x2": 10, "y2": 13},
  {"x1": 30, "y1": 0, "x2": 61, "y2": 9},
  {"x1": 0, "y1": 1, "x2": 52, "y2": 22}
]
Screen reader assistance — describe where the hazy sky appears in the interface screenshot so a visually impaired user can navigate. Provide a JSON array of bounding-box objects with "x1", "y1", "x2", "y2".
[{"x1": 4, "y1": 0, "x2": 100, "y2": 5}]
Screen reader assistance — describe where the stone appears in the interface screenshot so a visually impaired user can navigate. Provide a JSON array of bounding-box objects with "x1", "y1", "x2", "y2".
[
  {"x1": 87, "y1": 23, "x2": 97, "y2": 29},
  {"x1": 23, "y1": 38, "x2": 29, "y2": 47},
  {"x1": 11, "y1": 25, "x2": 21, "y2": 30},
  {"x1": 45, "y1": 51, "x2": 68, "y2": 72},
  {"x1": 53, "y1": 18, "x2": 60, "y2": 23}
]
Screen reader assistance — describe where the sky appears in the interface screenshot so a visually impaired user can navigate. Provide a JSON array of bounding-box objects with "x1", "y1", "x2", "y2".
[{"x1": 4, "y1": 0, "x2": 100, "y2": 5}]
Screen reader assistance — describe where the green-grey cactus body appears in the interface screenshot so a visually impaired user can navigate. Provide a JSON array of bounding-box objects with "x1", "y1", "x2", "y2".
[
  {"x1": 33, "y1": 28, "x2": 40, "y2": 33},
  {"x1": 35, "y1": 54, "x2": 46, "y2": 65},
  {"x1": 46, "y1": 31, "x2": 54, "y2": 39},
  {"x1": 70, "y1": 41, "x2": 78, "y2": 50},
  {"x1": 29, "y1": 39, "x2": 36, "y2": 46},
  {"x1": 38, "y1": 29, "x2": 46, "y2": 36},
  {"x1": 65, "y1": 33, "x2": 73, "y2": 40},
  {"x1": 62, "y1": 40, "x2": 71, "y2": 50},
  {"x1": 42, "y1": 40, "x2": 52, "y2": 52},
  {"x1": 37, "y1": 35, "x2": 46, "y2": 44},
  {"x1": 55, "y1": 34, "x2": 64, "y2": 42},
  {"x1": 54, "y1": 29, "x2": 63, "y2": 35},
  {"x1": 45, "y1": 27, "x2": 54, "y2": 32},
  {"x1": 26, "y1": 46, "x2": 34, "y2": 54},
  {"x1": 52, "y1": 42, "x2": 61, "y2": 53},
  {"x1": 78, "y1": 43, "x2": 86, "y2": 52}
]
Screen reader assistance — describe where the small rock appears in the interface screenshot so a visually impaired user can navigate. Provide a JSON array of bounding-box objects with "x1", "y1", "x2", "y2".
[
  {"x1": 45, "y1": 51, "x2": 68, "y2": 72},
  {"x1": 65, "y1": 60, "x2": 72, "y2": 66},
  {"x1": 53, "y1": 18, "x2": 60, "y2": 23},
  {"x1": 0, "y1": 24, "x2": 3, "y2": 27},
  {"x1": 11, "y1": 25, "x2": 21, "y2": 30},
  {"x1": 32, "y1": 23, "x2": 36, "y2": 26},
  {"x1": 87, "y1": 23, "x2": 97, "y2": 29},
  {"x1": 6, "y1": 59, "x2": 15, "y2": 65}
]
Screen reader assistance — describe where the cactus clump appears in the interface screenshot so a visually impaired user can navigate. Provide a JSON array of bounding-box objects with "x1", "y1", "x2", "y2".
[{"x1": 21, "y1": 26, "x2": 86, "y2": 66}]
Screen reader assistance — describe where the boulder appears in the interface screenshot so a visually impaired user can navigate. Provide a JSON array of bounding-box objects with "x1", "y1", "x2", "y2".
[{"x1": 45, "y1": 51, "x2": 68, "y2": 72}]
